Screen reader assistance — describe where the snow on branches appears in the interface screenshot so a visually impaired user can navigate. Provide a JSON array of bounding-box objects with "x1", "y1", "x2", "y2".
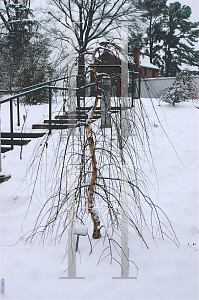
[{"x1": 160, "y1": 70, "x2": 199, "y2": 106}]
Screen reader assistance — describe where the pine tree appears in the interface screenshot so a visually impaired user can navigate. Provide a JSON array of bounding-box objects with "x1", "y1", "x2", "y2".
[
  {"x1": 18, "y1": 36, "x2": 56, "y2": 104},
  {"x1": 0, "y1": 0, "x2": 38, "y2": 89},
  {"x1": 134, "y1": 0, "x2": 167, "y2": 65},
  {"x1": 0, "y1": 0, "x2": 38, "y2": 56},
  {"x1": 137, "y1": 1, "x2": 199, "y2": 76},
  {"x1": 160, "y1": 2, "x2": 199, "y2": 77},
  {"x1": 0, "y1": 1, "x2": 55, "y2": 102}
]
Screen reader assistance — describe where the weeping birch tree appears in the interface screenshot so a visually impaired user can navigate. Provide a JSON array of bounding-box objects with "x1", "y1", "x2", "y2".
[{"x1": 23, "y1": 0, "x2": 179, "y2": 269}]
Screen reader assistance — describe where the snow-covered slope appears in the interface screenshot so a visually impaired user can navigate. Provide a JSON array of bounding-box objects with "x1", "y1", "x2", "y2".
[{"x1": 0, "y1": 98, "x2": 198, "y2": 300}]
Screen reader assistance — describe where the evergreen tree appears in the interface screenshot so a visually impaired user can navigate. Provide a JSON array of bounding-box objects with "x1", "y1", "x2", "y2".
[
  {"x1": 0, "y1": 0, "x2": 38, "y2": 89},
  {"x1": 0, "y1": 0, "x2": 38, "y2": 56},
  {"x1": 134, "y1": 0, "x2": 167, "y2": 64},
  {"x1": 160, "y1": 2, "x2": 199, "y2": 77},
  {"x1": 0, "y1": 1, "x2": 56, "y2": 102},
  {"x1": 18, "y1": 36, "x2": 56, "y2": 104},
  {"x1": 136, "y1": 1, "x2": 199, "y2": 77}
]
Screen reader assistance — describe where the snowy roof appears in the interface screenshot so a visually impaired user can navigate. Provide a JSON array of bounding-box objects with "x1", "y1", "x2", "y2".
[
  {"x1": 95, "y1": 51, "x2": 159, "y2": 70},
  {"x1": 140, "y1": 57, "x2": 159, "y2": 70}
]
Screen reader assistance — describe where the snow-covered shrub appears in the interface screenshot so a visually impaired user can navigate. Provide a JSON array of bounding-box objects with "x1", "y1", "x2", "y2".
[
  {"x1": 160, "y1": 82, "x2": 190, "y2": 106},
  {"x1": 160, "y1": 70, "x2": 198, "y2": 106}
]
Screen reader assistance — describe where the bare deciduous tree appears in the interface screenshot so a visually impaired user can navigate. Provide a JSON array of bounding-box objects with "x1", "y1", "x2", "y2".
[{"x1": 46, "y1": 0, "x2": 140, "y2": 98}]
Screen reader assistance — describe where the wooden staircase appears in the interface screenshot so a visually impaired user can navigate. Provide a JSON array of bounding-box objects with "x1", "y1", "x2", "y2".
[
  {"x1": 0, "y1": 132, "x2": 46, "y2": 183},
  {"x1": 1, "y1": 106, "x2": 126, "y2": 154},
  {"x1": 31, "y1": 106, "x2": 126, "y2": 130},
  {"x1": 0, "y1": 72, "x2": 136, "y2": 183},
  {"x1": 1, "y1": 132, "x2": 45, "y2": 154},
  {"x1": 0, "y1": 104, "x2": 128, "y2": 184}
]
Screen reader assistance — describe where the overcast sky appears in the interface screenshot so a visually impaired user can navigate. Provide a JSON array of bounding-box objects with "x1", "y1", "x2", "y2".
[
  {"x1": 32, "y1": 0, "x2": 199, "y2": 22},
  {"x1": 32, "y1": 0, "x2": 199, "y2": 51}
]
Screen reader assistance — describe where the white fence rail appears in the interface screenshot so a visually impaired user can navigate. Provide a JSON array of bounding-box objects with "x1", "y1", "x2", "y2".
[{"x1": 136, "y1": 76, "x2": 199, "y2": 98}]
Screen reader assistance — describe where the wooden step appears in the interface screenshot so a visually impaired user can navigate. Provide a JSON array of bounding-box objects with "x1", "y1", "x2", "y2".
[
  {"x1": 76, "y1": 107, "x2": 101, "y2": 112},
  {"x1": 55, "y1": 115, "x2": 83, "y2": 119},
  {"x1": 32, "y1": 124, "x2": 84, "y2": 130},
  {"x1": 54, "y1": 115, "x2": 101, "y2": 120},
  {"x1": 75, "y1": 106, "x2": 126, "y2": 111},
  {"x1": 1, "y1": 139, "x2": 31, "y2": 146},
  {"x1": 1, "y1": 147, "x2": 12, "y2": 153},
  {"x1": 75, "y1": 106, "x2": 128, "y2": 113},
  {"x1": 1, "y1": 132, "x2": 45, "y2": 138},
  {"x1": 44, "y1": 119, "x2": 77, "y2": 124},
  {"x1": 55, "y1": 111, "x2": 88, "y2": 118}
]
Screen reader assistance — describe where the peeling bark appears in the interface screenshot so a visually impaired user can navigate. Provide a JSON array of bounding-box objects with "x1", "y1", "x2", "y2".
[{"x1": 86, "y1": 51, "x2": 101, "y2": 239}]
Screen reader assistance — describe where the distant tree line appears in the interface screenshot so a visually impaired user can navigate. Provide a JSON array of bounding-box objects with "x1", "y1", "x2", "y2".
[{"x1": 0, "y1": 0, "x2": 198, "y2": 99}]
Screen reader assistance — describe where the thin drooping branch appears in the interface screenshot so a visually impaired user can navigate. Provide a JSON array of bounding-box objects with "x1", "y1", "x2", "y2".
[{"x1": 21, "y1": 45, "x2": 180, "y2": 268}]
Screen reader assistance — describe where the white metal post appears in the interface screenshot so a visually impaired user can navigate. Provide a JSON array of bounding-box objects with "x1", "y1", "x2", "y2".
[
  {"x1": 59, "y1": 22, "x2": 84, "y2": 279},
  {"x1": 113, "y1": 21, "x2": 137, "y2": 279},
  {"x1": 120, "y1": 164, "x2": 129, "y2": 278},
  {"x1": 113, "y1": 163, "x2": 137, "y2": 279},
  {"x1": 66, "y1": 166, "x2": 85, "y2": 279}
]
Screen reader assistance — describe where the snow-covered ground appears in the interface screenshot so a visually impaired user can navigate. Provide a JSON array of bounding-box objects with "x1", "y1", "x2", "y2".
[{"x1": 0, "y1": 98, "x2": 198, "y2": 300}]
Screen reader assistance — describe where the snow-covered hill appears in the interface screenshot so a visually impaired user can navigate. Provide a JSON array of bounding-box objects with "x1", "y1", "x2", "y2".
[{"x1": 0, "y1": 98, "x2": 198, "y2": 300}]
